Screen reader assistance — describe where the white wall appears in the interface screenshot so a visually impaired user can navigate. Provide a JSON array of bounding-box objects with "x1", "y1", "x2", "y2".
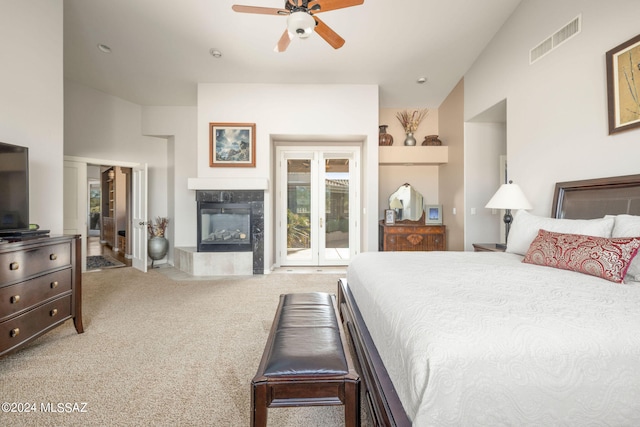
[
  {"x1": 64, "y1": 80, "x2": 170, "y2": 244},
  {"x1": 464, "y1": 122, "x2": 505, "y2": 249},
  {"x1": 197, "y1": 83, "x2": 379, "y2": 270},
  {"x1": 465, "y1": 0, "x2": 640, "y2": 220},
  {"x1": 141, "y1": 106, "x2": 198, "y2": 254},
  {"x1": 0, "y1": 0, "x2": 64, "y2": 233}
]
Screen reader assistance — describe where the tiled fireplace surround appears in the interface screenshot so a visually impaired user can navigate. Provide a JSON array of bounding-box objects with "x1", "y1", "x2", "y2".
[{"x1": 175, "y1": 189, "x2": 264, "y2": 276}]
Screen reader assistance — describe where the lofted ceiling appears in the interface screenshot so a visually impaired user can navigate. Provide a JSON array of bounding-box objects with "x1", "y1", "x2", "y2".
[{"x1": 63, "y1": 0, "x2": 521, "y2": 109}]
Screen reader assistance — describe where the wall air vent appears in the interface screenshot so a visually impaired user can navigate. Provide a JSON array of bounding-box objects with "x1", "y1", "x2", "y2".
[{"x1": 530, "y1": 15, "x2": 581, "y2": 64}]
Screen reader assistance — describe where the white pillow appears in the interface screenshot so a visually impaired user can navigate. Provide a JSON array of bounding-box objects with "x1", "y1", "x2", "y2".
[
  {"x1": 505, "y1": 210, "x2": 615, "y2": 255},
  {"x1": 610, "y1": 214, "x2": 640, "y2": 281}
]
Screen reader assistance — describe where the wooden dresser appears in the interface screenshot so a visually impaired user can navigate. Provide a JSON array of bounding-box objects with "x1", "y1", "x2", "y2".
[
  {"x1": 379, "y1": 220, "x2": 446, "y2": 252},
  {"x1": 0, "y1": 235, "x2": 83, "y2": 356}
]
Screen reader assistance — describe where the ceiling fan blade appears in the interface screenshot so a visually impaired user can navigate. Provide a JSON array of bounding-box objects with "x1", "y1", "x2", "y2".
[
  {"x1": 309, "y1": 0, "x2": 364, "y2": 13},
  {"x1": 275, "y1": 29, "x2": 292, "y2": 52},
  {"x1": 231, "y1": 5, "x2": 289, "y2": 16},
  {"x1": 313, "y1": 16, "x2": 345, "y2": 49}
]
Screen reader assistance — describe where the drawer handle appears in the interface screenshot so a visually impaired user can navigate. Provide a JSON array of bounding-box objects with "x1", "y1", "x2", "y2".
[
  {"x1": 9, "y1": 261, "x2": 19, "y2": 271},
  {"x1": 50, "y1": 253, "x2": 58, "y2": 261},
  {"x1": 10, "y1": 328, "x2": 20, "y2": 338},
  {"x1": 51, "y1": 281, "x2": 59, "y2": 289},
  {"x1": 50, "y1": 308, "x2": 58, "y2": 317},
  {"x1": 10, "y1": 295, "x2": 20, "y2": 304}
]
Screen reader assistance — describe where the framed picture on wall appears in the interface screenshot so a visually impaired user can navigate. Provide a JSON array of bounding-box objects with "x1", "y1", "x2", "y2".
[
  {"x1": 606, "y1": 33, "x2": 640, "y2": 134},
  {"x1": 209, "y1": 122, "x2": 256, "y2": 167}
]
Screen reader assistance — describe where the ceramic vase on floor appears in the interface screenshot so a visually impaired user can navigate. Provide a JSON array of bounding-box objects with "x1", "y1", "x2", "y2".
[
  {"x1": 148, "y1": 236, "x2": 168, "y2": 268},
  {"x1": 404, "y1": 132, "x2": 417, "y2": 146}
]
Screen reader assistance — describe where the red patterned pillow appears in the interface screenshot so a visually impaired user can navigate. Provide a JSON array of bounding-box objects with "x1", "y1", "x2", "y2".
[{"x1": 522, "y1": 229, "x2": 640, "y2": 283}]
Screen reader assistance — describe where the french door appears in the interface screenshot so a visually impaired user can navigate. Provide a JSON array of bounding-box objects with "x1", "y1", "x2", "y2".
[{"x1": 276, "y1": 146, "x2": 359, "y2": 266}]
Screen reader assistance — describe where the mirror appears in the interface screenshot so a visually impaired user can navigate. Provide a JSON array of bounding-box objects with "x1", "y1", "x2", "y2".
[{"x1": 389, "y1": 183, "x2": 424, "y2": 221}]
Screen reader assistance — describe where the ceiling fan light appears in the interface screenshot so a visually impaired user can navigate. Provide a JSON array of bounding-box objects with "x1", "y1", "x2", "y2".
[{"x1": 287, "y1": 11, "x2": 315, "y2": 39}]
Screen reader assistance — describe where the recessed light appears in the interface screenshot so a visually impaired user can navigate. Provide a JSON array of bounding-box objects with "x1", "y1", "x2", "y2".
[
  {"x1": 210, "y1": 49, "x2": 222, "y2": 58},
  {"x1": 97, "y1": 43, "x2": 112, "y2": 53},
  {"x1": 417, "y1": 77, "x2": 427, "y2": 84}
]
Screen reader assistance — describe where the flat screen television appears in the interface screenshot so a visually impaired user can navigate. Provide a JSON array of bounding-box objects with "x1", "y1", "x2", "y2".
[{"x1": 0, "y1": 141, "x2": 29, "y2": 235}]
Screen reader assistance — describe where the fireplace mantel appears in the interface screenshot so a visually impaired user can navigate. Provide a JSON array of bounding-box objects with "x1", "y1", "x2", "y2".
[{"x1": 187, "y1": 177, "x2": 268, "y2": 191}]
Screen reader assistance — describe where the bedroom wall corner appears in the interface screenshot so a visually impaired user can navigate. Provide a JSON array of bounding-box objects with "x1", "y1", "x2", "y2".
[{"x1": 438, "y1": 79, "x2": 465, "y2": 251}]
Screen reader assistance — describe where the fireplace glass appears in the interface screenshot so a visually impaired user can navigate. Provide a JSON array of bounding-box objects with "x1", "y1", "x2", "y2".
[{"x1": 198, "y1": 203, "x2": 251, "y2": 252}]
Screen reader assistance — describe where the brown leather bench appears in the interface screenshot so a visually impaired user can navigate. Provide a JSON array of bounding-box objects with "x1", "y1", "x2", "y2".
[{"x1": 251, "y1": 292, "x2": 360, "y2": 426}]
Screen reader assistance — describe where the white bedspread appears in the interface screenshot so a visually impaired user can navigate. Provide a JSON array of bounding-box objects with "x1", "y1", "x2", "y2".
[{"x1": 347, "y1": 251, "x2": 640, "y2": 426}]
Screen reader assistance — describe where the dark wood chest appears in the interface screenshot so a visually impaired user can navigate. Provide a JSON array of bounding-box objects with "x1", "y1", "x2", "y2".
[
  {"x1": 0, "y1": 235, "x2": 83, "y2": 356},
  {"x1": 379, "y1": 221, "x2": 446, "y2": 252}
]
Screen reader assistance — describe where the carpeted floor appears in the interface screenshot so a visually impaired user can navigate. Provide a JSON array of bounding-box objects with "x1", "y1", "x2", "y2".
[
  {"x1": 0, "y1": 267, "x2": 371, "y2": 426},
  {"x1": 85, "y1": 255, "x2": 125, "y2": 271}
]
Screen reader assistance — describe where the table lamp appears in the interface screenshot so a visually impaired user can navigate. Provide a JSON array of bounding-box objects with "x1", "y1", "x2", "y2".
[{"x1": 485, "y1": 180, "x2": 532, "y2": 244}]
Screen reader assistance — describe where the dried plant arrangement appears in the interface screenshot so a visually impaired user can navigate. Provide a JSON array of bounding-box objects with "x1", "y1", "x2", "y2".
[
  {"x1": 396, "y1": 109, "x2": 429, "y2": 133},
  {"x1": 147, "y1": 217, "x2": 169, "y2": 238}
]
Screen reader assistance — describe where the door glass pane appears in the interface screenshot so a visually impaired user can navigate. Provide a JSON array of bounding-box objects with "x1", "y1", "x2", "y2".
[
  {"x1": 324, "y1": 158, "x2": 349, "y2": 261},
  {"x1": 287, "y1": 159, "x2": 312, "y2": 260}
]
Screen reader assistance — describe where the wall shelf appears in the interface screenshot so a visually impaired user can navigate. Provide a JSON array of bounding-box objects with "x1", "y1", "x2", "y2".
[{"x1": 379, "y1": 146, "x2": 448, "y2": 165}]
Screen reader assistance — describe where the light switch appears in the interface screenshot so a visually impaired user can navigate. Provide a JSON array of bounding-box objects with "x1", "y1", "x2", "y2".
[{"x1": 470, "y1": 207, "x2": 476, "y2": 215}]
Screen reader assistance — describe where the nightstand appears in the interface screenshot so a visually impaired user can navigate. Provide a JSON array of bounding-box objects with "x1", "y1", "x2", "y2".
[{"x1": 472, "y1": 243, "x2": 506, "y2": 252}]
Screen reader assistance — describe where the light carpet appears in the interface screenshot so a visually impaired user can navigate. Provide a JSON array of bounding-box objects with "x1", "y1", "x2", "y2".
[{"x1": 0, "y1": 267, "x2": 372, "y2": 426}]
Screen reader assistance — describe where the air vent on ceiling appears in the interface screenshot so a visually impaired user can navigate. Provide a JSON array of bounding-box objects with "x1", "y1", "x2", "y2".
[{"x1": 530, "y1": 15, "x2": 581, "y2": 64}]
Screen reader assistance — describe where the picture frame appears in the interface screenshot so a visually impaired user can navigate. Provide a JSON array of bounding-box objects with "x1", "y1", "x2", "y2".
[
  {"x1": 209, "y1": 123, "x2": 256, "y2": 167},
  {"x1": 384, "y1": 209, "x2": 396, "y2": 225},
  {"x1": 425, "y1": 204, "x2": 443, "y2": 225},
  {"x1": 606, "y1": 33, "x2": 640, "y2": 134}
]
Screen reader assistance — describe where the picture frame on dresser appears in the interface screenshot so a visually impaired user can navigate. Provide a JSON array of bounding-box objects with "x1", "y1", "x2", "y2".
[
  {"x1": 384, "y1": 209, "x2": 395, "y2": 225},
  {"x1": 425, "y1": 204, "x2": 443, "y2": 225}
]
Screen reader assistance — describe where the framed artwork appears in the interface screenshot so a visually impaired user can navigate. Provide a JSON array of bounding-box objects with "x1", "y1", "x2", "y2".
[
  {"x1": 425, "y1": 205, "x2": 443, "y2": 225},
  {"x1": 384, "y1": 209, "x2": 396, "y2": 225},
  {"x1": 606, "y1": 33, "x2": 640, "y2": 134},
  {"x1": 209, "y1": 123, "x2": 256, "y2": 167}
]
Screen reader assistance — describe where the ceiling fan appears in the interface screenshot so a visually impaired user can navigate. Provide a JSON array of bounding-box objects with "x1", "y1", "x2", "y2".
[{"x1": 232, "y1": 0, "x2": 364, "y2": 52}]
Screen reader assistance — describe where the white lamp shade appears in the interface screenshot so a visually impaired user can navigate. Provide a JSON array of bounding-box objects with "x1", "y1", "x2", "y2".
[
  {"x1": 485, "y1": 182, "x2": 532, "y2": 210},
  {"x1": 287, "y1": 11, "x2": 315, "y2": 38}
]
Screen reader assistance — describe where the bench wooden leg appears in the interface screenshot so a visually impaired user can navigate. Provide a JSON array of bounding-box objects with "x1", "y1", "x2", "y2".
[
  {"x1": 251, "y1": 381, "x2": 268, "y2": 427},
  {"x1": 344, "y1": 380, "x2": 361, "y2": 427}
]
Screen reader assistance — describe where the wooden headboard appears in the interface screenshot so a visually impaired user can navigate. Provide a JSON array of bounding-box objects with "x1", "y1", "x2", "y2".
[{"x1": 552, "y1": 174, "x2": 640, "y2": 219}]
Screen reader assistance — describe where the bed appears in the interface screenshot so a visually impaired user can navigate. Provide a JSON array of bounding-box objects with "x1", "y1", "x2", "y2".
[{"x1": 338, "y1": 174, "x2": 640, "y2": 426}]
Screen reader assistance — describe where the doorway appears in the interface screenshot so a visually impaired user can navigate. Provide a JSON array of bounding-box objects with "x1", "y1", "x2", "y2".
[
  {"x1": 64, "y1": 156, "x2": 147, "y2": 272},
  {"x1": 276, "y1": 146, "x2": 360, "y2": 267}
]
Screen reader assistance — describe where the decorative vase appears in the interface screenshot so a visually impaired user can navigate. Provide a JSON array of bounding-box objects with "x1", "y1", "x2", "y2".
[
  {"x1": 148, "y1": 236, "x2": 168, "y2": 268},
  {"x1": 404, "y1": 132, "x2": 417, "y2": 146},
  {"x1": 378, "y1": 125, "x2": 394, "y2": 146}
]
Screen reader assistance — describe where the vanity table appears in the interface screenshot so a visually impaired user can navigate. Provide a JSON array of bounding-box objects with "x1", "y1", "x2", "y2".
[{"x1": 380, "y1": 183, "x2": 446, "y2": 252}]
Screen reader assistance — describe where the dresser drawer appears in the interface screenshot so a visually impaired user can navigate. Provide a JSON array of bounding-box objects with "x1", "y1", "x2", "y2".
[
  {"x1": 0, "y1": 242, "x2": 71, "y2": 284},
  {"x1": 0, "y1": 295, "x2": 72, "y2": 352},
  {"x1": 0, "y1": 269, "x2": 72, "y2": 321}
]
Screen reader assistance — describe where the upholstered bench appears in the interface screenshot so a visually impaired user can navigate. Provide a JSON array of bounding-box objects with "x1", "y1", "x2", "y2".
[{"x1": 251, "y1": 292, "x2": 360, "y2": 427}]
